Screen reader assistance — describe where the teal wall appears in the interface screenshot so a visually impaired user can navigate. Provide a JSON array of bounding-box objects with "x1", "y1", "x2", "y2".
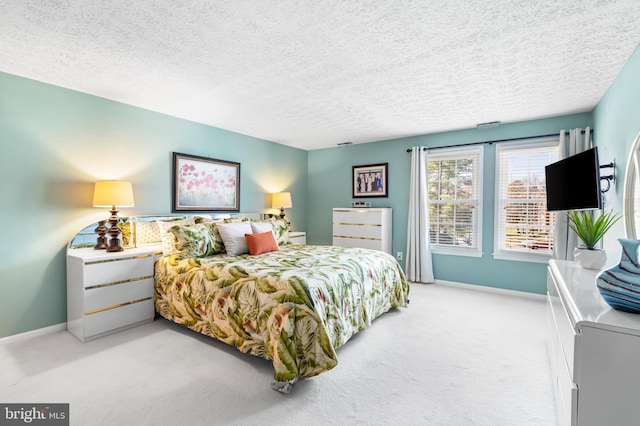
[
  {"x1": 307, "y1": 42, "x2": 640, "y2": 296},
  {"x1": 2, "y1": 41, "x2": 639, "y2": 338},
  {"x1": 0, "y1": 72, "x2": 308, "y2": 339},
  {"x1": 593, "y1": 44, "x2": 640, "y2": 262},
  {"x1": 308, "y1": 114, "x2": 593, "y2": 294}
]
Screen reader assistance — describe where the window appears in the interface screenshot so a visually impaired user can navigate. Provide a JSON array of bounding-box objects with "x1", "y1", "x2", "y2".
[
  {"x1": 494, "y1": 138, "x2": 559, "y2": 262},
  {"x1": 427, "y1": 145, "x2": 483, "y2": 257}
]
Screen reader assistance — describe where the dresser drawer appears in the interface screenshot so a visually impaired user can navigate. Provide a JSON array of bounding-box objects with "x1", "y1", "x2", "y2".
[
  {"x1": 333, "y1": 223, "x2": 382, "y2": 239},
  {"x1": 84, "y1": 299, "x2": 154, "y2": 339},
  {"x1": 333, "y1": 237, "x2": 382, "y2": 251},
  {"x1": 333, "y1": 210, "x2": 383, "y2": 225},
  {"x1": 84, "y1": 278, "x2": 154, "y2": 313},
  {"x1": 83, "y1": 255, "x2": 153, "y2": 288},
  {"x1": 548, "y1": 269, "x2": 577, "y2": 377}
]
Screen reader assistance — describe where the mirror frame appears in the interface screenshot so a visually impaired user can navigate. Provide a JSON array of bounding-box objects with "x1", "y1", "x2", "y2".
[
  {"x1": 623, "y1": 131, "x2": 640, "y2": 239},
  {"x1": 67, "y1": 213, "x2": 263, "y2": 250}
]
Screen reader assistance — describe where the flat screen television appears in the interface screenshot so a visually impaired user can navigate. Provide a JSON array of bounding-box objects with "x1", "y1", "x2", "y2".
[{"x1": 545, "y1": 147, "x2": 601, "y2": 212}]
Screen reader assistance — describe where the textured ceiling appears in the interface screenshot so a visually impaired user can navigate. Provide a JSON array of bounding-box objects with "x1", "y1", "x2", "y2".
[{"x1": 1, "y1": 1, "x2": 640, "y2": 151}]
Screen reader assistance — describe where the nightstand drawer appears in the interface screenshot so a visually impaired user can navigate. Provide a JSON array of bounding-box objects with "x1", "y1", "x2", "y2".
[
  {"x1": 83, "y1": 255, "x2": 153, "y2": 288},
  {"x1": 84, "y1": 299, "x2": 154, "y2": 339},
  {"x1": 289, "y1": 231, "x2": 306, "y2": 244},
  {"x1": 84, "y1": 278, "x2": 154, "y2": 313}
]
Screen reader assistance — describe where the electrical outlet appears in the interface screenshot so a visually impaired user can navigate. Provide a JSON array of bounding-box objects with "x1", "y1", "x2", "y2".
[{"x1": 396, "y1": 251, "x2": 403, "y2": 260}]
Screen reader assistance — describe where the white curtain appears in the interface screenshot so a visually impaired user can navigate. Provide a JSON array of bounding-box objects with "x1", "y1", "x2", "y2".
[
  {"x1": 553, "y1": 127, "x2": 592, "y2": 260},
  {"x1": 406, "y1": 146, "x2": 434, "y2": 283}
]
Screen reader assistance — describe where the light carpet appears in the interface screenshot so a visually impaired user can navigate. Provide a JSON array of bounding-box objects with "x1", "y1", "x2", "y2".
[{"x1": 0, "y1": 283, "x2": 556, "y2": 425}]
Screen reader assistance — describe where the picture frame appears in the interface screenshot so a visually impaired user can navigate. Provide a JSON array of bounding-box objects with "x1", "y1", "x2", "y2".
[
  {"x1": 352, "y1": 163, "x2": 388, "y2": 198},
  {"x1": 172, "y1": 152, "x2": 240, "y2": 212}
]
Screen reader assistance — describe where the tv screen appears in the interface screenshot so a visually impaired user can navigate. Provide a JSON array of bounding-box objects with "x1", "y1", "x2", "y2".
[{"x1": 545, "y1": 147, "x2": 601, "y2": 212}]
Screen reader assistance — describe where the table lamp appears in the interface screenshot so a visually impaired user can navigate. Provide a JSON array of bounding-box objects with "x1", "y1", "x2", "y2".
[
  {"x1": 271, "y1": 192, "x2": 292, "y2": 220},
  {"x1": 93, "y1": 180, "x2": 135, "y2": 252}
]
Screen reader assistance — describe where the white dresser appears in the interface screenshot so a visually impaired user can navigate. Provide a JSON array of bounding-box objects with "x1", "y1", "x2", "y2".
[
  {"x1": 547, "y1": 259, "x2": 640, "y2": 425},
  {"x1": 332, "y1": 208, "x2": 392, "y2": 253},
  {"x1": 67, "y1": 246, "x2": 161, "y2": 342}
]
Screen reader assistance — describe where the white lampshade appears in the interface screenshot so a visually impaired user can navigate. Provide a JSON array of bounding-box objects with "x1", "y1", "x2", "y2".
[
  {"x1": 271, "y1": 192, "x2": 292, "y2": 209},
  {"x1": 93, "y1": 180, "x2": 135, "y2": 208}
]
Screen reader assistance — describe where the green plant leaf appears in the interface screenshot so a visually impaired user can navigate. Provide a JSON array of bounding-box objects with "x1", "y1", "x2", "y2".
[{"x1": 567, "y1": 210, "x2": 621, "y2": 249}]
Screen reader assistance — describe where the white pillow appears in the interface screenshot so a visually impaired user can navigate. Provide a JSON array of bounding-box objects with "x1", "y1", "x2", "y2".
[
  {"x1": 250, "y1": 221, "x2": 278, "y2": 247},
  {"x1": 251, "y1": 221, "x2": 273, "y2": 233},
  {"x1": 216, "y1": 222, "x2": 253, "y2": 256},
  {"x1": 157, "y1": 218, "x2": 195, "y2": 255}
]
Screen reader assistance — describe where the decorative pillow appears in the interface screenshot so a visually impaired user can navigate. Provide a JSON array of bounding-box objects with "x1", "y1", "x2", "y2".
[
  {"x1": 223, "y1": 217, "x2": 250, "y2": 224},
  {"x1": 195, "y1": 215, "x2": 225, "y2": 224},
  {"x1": 208, "y1": 222, "x2": 226, "y2": 252},
  {"x1": 262, "y1": 218, "x2": 290, "y2": 245},
  {"x1": 118, "y1": 220, "x2": 133, "y2": 247},
  {"x1": 135, "y1": 220, "x2": 161, "y2": 245},
  {"x1": 157, "y1": 218, "x2": 196, "y2": 255},
  {"x1": 245, "y1": 231, "x2": 279, "y2": 255},
  {"x1": 251, "y1": 221, "x2": 275, "y2": 236},
  {"x1": 216, "y1": 222, "x2": 253, "y2": 256},
  {"x1": 168, "y1": 223, "x2": 224, "y2": 258}
]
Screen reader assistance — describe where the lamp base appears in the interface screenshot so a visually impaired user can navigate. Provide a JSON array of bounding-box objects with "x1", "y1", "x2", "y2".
[
  {"x1": 278, "y1": 209, "x2": 292, "y2": 231},
  {"x1": 106, "y1": 209, "x2": 124, "y2": 252},
  {"x1": 94, "y1": 220, "x2": 109, "y2": 250}
]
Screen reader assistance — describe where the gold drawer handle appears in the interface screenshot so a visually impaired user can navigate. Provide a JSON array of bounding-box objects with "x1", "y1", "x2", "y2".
[
  {"x1": 333, "y1": 235, "x2": 382, "y2": 241},
  {"x1": 85, "y1": 253, "x2": 152, "y2": 265},
  {"x1": 86, "y1": 275, "x2": 152, "y2": 290},
  {"x1": 85, "y1": 297, "x2": 152, "y2": 315}
]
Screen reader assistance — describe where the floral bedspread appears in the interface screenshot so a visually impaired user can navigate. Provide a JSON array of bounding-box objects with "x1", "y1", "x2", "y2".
[{"x1": 154, "y1": 244, "x2": 409, "y2": 391}]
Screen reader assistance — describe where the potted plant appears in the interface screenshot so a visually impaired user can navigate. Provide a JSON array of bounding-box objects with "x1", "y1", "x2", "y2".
[{"x1": 567, "y1": 210, "x2": 621, "y2": 269}]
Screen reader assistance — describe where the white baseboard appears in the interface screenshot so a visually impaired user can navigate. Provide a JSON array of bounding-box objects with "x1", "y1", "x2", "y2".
[
  {"x1": 0, "y1": 323, "x2": 67, "y2": 346},
  {"x1": 413, "y1": 279, "x2": 546, "y2": 301}
]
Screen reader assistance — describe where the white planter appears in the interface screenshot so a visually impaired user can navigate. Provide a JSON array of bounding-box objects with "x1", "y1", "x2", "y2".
[{"x1": 573, "y1": 248, "x2": 607, "y2": 270}]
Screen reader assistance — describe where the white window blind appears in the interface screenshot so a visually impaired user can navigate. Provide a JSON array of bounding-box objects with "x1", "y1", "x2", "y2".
[
  {"x1": 494, "y1": 138, "x2": 559, "y2": 262},
  {"x1": 427, "y1": 145, "x2": 483, "y2": 257}
]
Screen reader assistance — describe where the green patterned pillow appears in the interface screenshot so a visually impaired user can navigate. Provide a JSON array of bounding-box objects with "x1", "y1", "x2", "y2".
[
  {"x1": 157, "y1": 218, "x2": 196, "y2": 255},
  {"x1": 222, "y1": 217, "x2": 250, "y2": 223},
  {"x1": 271, "y1": 219, "x2": 290, "y2": 245},
  {"x1": 167, "y1": 223, "x2": 225, "y2": 258},
  {"x1": 118, "y1": 220, "x2": 133, "y2": 247},
  {"x1": 252, "y1": 218, "x2": 289, "y2": 245},
  {"x1": 207, "y1": 223, "x2": 226, "y2": 253}
]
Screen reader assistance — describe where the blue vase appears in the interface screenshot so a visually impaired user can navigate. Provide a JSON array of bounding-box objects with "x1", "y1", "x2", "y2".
[{"x1": 596, "y1": 239, "x2": 640, "y2": 313}]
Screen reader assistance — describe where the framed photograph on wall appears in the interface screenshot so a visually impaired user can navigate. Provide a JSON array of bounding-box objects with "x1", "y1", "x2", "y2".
[
  {"x1": 172, "y1": 152, "x2": 240, "y2": 212},
  {"x1": 352, "y1": 163, "x2": 388, "y2": 198}
]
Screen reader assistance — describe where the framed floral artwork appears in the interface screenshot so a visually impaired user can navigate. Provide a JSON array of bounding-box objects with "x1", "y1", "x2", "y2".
[
  {"x1": 172, "y1": 152, "x2": 240, "y2": 212},
  {"x1": 352, "y1": 163, "x2": 388, "y2": 198}
]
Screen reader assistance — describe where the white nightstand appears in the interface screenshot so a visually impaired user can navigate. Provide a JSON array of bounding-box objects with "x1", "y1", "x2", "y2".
[
  {"x1": 289, "y1": 231, "x2": 306, "y2": 244},
  {"x1": 66, "y1": 245, "x2": 162, "y2": 342}
]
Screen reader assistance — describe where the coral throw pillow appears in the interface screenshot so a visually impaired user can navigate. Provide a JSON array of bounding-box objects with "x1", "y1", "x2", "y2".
[{"x1": 245, "y1": 231, "x2": 279, "y2": 255}]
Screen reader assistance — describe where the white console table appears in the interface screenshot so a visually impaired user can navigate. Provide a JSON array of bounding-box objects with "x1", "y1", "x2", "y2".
[{"x1": 547, "y1": 259, "x2": 640, "y2": 425}]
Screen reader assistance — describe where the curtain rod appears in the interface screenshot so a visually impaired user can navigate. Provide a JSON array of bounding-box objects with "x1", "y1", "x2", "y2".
[{"x1": 405, "y1": 129, "x2": 592, "y2": 153}]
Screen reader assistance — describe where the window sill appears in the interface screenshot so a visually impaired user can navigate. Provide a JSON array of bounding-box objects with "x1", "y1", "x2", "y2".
[
  {"x1": 431, "y1": 246, "x2": 483, "y2": 258},
  {"x1": 492, "y1": 251, "x2": 551, "y2": 264}
]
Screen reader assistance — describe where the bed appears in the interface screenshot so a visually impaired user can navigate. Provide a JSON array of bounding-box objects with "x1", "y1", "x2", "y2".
[{"x1": 153, "y1": 219, "x2": 409, "y2": 392}]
